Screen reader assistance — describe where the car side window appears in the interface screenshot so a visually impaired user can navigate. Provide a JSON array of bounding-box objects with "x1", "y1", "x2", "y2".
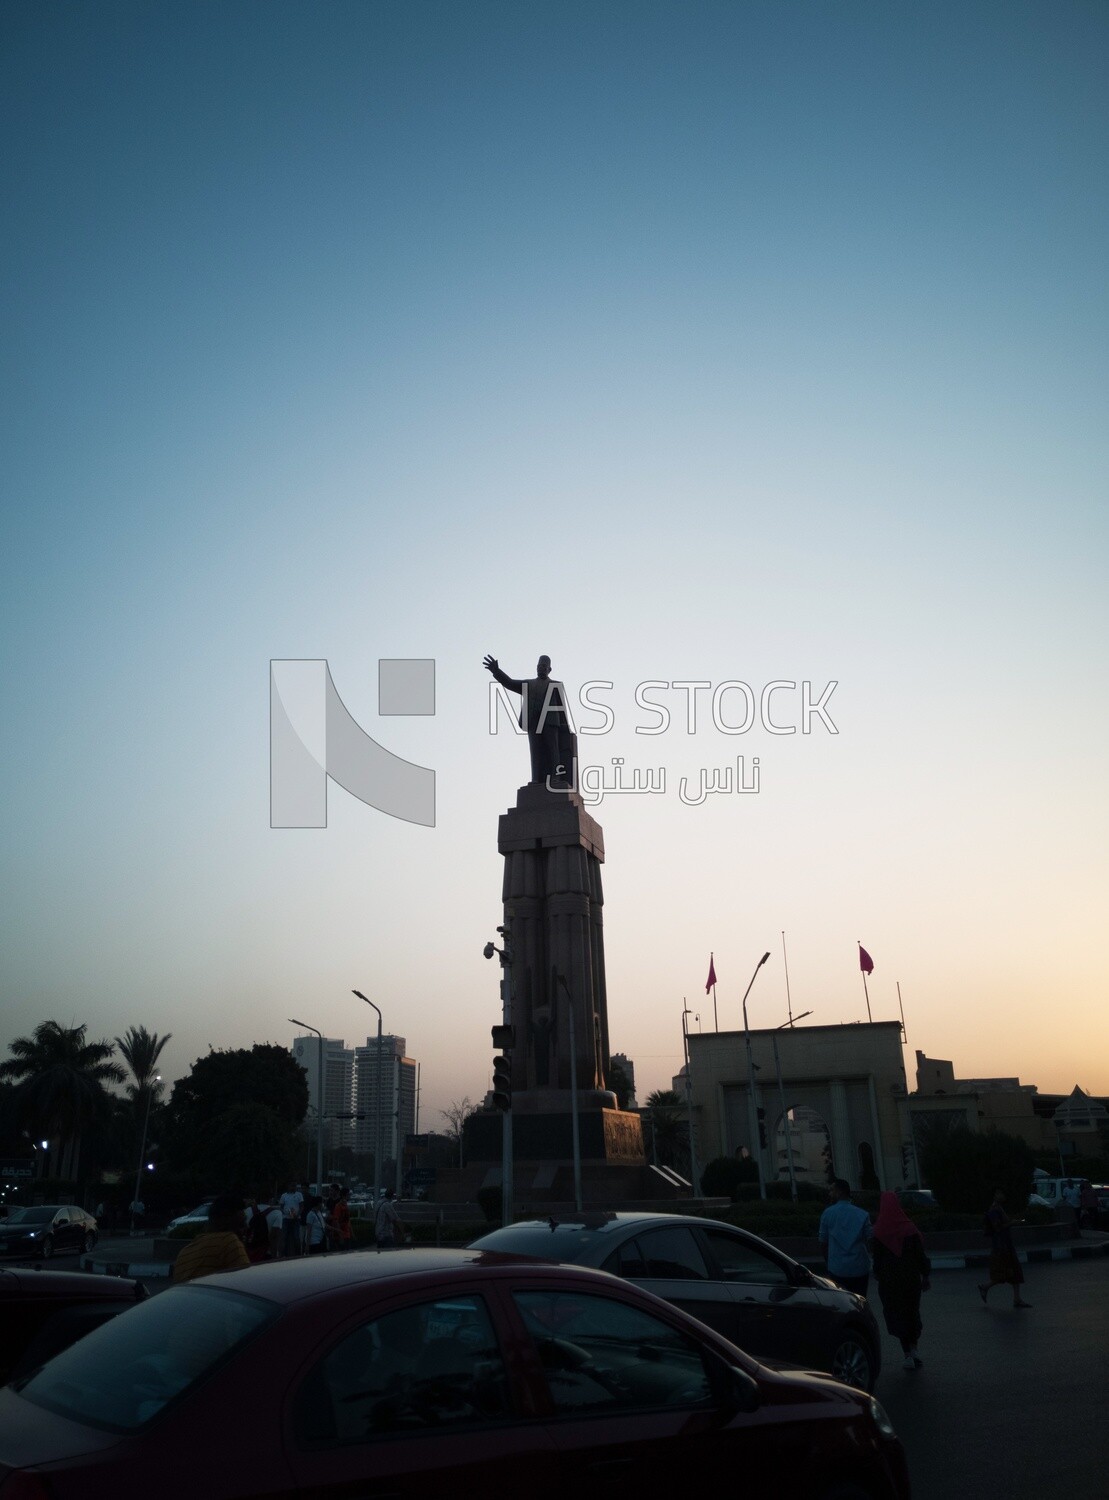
[
  {"x1": 604, "y1": 1236, "x2": 648, "y2": 1279},
  {"x1": 294, "y1": 1294, "x2": 514, "y2": 1447},
  {"x1": 700, "y1": 1229, "x2": 790, "y2": 1285},
  {"x1": 513, "y1": 1290, "x2": 713, "y2": 1414},
  {"x1": 637, "y1": 1226, "x2": 709, "y2": 1280}
]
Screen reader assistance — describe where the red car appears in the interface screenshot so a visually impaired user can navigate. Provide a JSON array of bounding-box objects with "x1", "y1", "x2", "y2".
[{"x1": 0, "y1": 1250, "x2": 910, "y2": 1500}]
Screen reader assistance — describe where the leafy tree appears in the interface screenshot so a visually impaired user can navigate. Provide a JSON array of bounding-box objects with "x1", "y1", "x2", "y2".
[
  {"x1": 0, "y1": 1021, "x2": 124, "y2": 1181},
  {"x1": 607, "y1": 1060, "x2": 633, "y2": 1110},
  {"x1": 161, "y1": 1044, "x2": 309, "y2": 1188},
  {"x1": 644, "y1": 1090, "x2": 686, "y2": 1171},
  {"x1": 920, "y1": 1126, "x2": 1034, "y2": 1215},
  {"x1": 195, "y1": 1101, "x2": 301, "y2": 1196}
]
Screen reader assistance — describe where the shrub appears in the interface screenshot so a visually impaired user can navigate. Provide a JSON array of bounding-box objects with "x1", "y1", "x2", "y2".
[
  {"x1": 920, "y1": 1126, "x2": 1034, "y2": 1215},
  {"x1": 700, "y1": 1156, "x2": 758, "y2": 1198}
]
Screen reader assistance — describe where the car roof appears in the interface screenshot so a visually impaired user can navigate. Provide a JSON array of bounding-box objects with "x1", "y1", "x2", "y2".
[
  {"x1": 0, "y1": 1267, "x2": 141, "y2": 1300},
  {"x1": 186, "y1": 1246, "x2": 575, "y2": 1305}
]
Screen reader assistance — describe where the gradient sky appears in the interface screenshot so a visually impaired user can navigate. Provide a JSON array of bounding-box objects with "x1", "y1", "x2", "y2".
[{"x1": 2, "y1": 1, "x2": 1106, "y2": 1126}]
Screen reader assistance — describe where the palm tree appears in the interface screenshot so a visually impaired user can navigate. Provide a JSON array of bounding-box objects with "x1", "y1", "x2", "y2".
[
  {"x1": 114, "y1": 1025, "x2": 171, "y2": 1105},
  {"x1": 0, "y1": 1021, "x2": 125, "y2": 1181}
]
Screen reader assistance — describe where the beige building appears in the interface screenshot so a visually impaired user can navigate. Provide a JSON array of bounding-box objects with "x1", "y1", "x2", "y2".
[{"x1": 687, "y1": 1021, "x2": 914, "y2": 1190}]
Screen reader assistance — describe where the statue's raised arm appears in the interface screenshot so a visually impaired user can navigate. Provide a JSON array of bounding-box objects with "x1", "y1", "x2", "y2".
[
  {"x1": 484, "y1": 653, "x2": 575, "y2": 788},
  {"x1": 483, "y1": 655, "x2": 522, "y2": 694}
]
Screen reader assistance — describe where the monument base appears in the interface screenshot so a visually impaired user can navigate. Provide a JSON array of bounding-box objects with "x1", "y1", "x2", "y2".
[{"x1": 463, "y1": 1106, "x2": 644, "y2": 1165}]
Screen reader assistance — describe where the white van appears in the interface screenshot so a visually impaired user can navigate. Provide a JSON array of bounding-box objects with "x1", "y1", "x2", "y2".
[{"x1": 1029, "y1": 1176, "x2": 1089, "y2": 1210}]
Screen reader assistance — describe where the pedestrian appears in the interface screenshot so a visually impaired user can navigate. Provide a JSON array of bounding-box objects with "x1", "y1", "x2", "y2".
[
  {"x1": 244, "y1": 1198, "x2": 271, "y2": 1264},
  {"x1": 374, "y1": 1188, "x2": 405, "y2": 1250},
  {"x1": 818, "y1": 1178, "x2": 872, "y2": 1296},
  {"x1": 870, "y1": 1192, "x2": 931, "y2": 1370},
  {"x1": 305, "y1": 1196, "x2": 329, "y2": 1255},
  {"x1": 278, "y1": 1180, "x2": 303, "y2": 1259},
  {"x1": 1079, "y1": 1181, "x2": 1098, "y2": 1231},
  {"x1": 129, "y1": 1197, "x2": 145, "y2": 1236},
  {"x1": 172, "y1": 1196, "x2": 250, "y2": 1284},
  {"x1": 330, "y1": 1186, "x2": 353, "y2": 1251},
  {"x1": 1062, "y1": 1181, "x2": 1082, "y2": 1237},
  {"x1": 978, "y1": 1189, "x2": 1032, "y2": 1308}
]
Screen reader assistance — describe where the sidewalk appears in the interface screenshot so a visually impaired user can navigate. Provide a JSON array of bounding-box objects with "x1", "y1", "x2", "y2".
[{"x1": 82, "y1": 1227, "x2": 1109, "y2": 1280}]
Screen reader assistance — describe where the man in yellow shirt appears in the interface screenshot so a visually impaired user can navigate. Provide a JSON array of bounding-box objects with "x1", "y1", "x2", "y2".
[{"x1": 172, "y1": 1196, "x2": 251, "y2": 1284}]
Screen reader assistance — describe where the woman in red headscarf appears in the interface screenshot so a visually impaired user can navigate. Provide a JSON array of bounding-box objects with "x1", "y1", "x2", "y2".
[{"x1": 871, "y1": 1191, "x2": 932, "y2": 1370}]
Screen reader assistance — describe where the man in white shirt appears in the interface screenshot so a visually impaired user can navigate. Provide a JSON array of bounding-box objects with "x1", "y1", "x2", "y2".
[{"x1": 278, "y1": 1182, "x2": 304, "y2": 1258}]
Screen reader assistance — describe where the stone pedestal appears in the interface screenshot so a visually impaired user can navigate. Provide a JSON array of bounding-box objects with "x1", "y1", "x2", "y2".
[{"x1": 471, "y1": 782, "x2": 645, "y2": 1177}]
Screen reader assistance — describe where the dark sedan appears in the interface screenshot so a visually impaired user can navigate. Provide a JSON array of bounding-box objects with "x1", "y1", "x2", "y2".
[
  {"x1": 0, "y1": 1205, "x2": 98, "y2": 1260},
  {"x1": 0, "y1": 1250, "x2": 909, "y2": 1500},
  {"x1": 0, "y1": 1267, "x2": 147, "y2": 1385},
  {"x1": 471, "y1": 1211, "x2": 882, "y2": 1391}
]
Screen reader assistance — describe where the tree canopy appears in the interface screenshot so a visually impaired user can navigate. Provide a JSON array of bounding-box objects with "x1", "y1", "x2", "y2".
[{"x1": 0, "y1": 1021, "x2": 124, "y2": 1180}]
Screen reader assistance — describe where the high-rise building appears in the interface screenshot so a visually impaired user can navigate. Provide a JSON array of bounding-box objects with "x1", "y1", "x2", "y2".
[
  {"x1": 354, "y1": 1035, "x2": 418, "y2": 1163},
  {"x1": 291, "y1": 1035, "x2": 355, "y2": 1151}
]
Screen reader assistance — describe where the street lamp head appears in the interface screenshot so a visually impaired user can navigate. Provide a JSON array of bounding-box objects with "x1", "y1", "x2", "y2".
[
  {"x1": 483, "y1": 942, "x2": 497, "y2": 960},
  {"x1": 351, "y1": 990, "x2": 367, "y2": 1001},
  {"x1": 759, "y1": 952, "x2": 771, "y2": 966}
]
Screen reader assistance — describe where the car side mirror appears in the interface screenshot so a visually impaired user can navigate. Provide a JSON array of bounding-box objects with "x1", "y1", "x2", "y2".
[{"x1": 707, "y1": 1354, "x2": 761, "y2": 1414}]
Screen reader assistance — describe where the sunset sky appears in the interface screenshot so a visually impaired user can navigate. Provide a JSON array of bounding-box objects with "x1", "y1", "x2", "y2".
[{"x1": 2, "y1": 1, "x2": 1106, "y2": 1123}]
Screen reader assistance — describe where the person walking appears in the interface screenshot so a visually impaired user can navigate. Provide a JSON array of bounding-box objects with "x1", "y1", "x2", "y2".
[
  {"x1": 979, "y1": 1189, "x2": 1032, "y2": 1308},
  {"x1": 818, "y1": 1178, "x2": 873, "y2": 1296},
  {"x1": 374, "y1": 1188, "x2": 405, "y2": 1250},
  {"x1": 871, "y1": 1192, "x2": 931, "y2": 1370},
  {"x1": 1062, "y1": 1181, "x2": 1082, "y2": 1237}
]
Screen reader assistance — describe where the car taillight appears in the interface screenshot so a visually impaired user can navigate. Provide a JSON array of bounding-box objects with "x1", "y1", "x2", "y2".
[{"x1": 0, "y1": 1473, "x2": 55, "y2": 1500}]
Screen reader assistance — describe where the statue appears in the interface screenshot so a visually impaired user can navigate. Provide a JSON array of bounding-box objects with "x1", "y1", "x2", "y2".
[{"x1": 483, "y1": 654, "x2": 575, "y2": 787}]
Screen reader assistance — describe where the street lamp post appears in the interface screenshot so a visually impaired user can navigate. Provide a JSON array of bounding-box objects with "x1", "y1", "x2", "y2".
[
  {"x1": 741, "y1": 952, "x2": 771, "y2": 1200},
  {"x1": 352, "y1": 991, "x2": 384, "y2": 1210},
  {"x1": 773, "y1": 1011, "x2": 811, "y2": 1202},
  {"x1": 290, "y1": 1019, "x2": 324, "y2": 1194},
  {"x1": 131, "y1": 1073, "x2": 161, "y2": 1234},
  {"x1": 682, "y1": 1004, "x2": 701, "y2": 1197}
]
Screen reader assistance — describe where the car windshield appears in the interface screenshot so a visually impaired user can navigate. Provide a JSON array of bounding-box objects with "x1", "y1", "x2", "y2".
[
  {"x1": 3, "y1": 1207, "x2": 53, "y2": 1225},
  {"x1": 14, "y1": 1285, "x2": 278, "y2": 1433}
]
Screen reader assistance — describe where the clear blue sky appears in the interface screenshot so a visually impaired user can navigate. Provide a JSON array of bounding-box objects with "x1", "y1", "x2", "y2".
[{"x1": 2, "y1": 1, "x2": 1106, "y2": 1118}]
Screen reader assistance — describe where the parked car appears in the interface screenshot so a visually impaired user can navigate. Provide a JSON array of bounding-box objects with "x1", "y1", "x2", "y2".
[
  {"x1": 166, "y1": 1200, "x2": 216, "y2": 1232},
  {"x1": 0, "y1": 1267, "x2": 147, "y2": 1385},
  {"x1": 0, "y1": 1250, "x2": 909, "y2": 1499},
  {"x1": 0, "y1": 1205, "x2": 99, "y2": 1260},
  {"x1": 897, "y1": 1189, "x2": 936, "y2": 1210},
  {"x1": 470, "y1": 1212, "x2": 882, "y2": 1391}
]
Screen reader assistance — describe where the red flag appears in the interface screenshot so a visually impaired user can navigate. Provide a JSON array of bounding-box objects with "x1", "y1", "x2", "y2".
[
  {"x1": 705, "y1": 955, "x2": 717, "y2": 993},
  {"x1": 858, "y1": 945, "x2": 874, "y2": 974}
]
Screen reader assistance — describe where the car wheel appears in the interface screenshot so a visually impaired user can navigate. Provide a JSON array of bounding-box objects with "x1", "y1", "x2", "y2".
[
  {"x1": 829, "y1": 1332, "x2": 875, "y2": 1391},
  {"x1": 83, "y1": 1231, "x2": 96, "y2": 1253},
  {"x1": 40, "y1": 1234, "x2": 55, "y2": 1260}
]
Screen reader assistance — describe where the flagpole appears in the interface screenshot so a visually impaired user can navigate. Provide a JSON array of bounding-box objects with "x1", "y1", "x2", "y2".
[
  {"x1": 858, "y1": 941, "x2": 873, "y2": 1023},
  {"x1": 896, "y1": 981, "x2": 907, "y2": 1042},
  {"x1": 781, "y1": 930, "x2": 793, "y2": 1026},
  {"x1": 711, "y1": 951, "x2": 718, "y2": 1032}
]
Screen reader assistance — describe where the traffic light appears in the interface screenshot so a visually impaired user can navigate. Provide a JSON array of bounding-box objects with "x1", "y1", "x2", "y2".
[
  {"x1": 757, "y1": 1107, "x2": 767, "y2": 1148},
  {"x1": 492, "y1": 1055, "x2": 513, "y2": 1112}
]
